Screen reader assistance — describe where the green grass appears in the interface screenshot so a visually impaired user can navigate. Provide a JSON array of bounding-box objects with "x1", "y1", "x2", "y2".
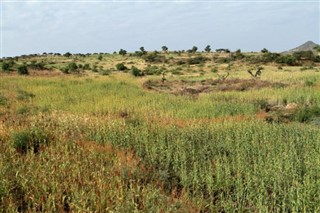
[{"x1": 0, "y1": 52, "x2": 320, "y2": 212}]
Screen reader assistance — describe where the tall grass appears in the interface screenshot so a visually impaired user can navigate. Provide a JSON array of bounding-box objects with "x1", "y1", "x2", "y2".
[
  {"x1": 0, "y1": 71, "x2": 320, "y2": 211},
  {"x1": 88, "y1": 120, "x2": 320, "y2": 212}
]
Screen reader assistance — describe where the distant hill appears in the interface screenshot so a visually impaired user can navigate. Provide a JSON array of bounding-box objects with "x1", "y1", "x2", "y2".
[{"x1": 282, "y1": 41, "x2": 320, "y2": 54}]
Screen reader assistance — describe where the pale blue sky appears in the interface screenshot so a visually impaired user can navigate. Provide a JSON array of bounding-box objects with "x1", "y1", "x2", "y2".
[{"x1": 1, "y1": 0, "x2": 319, "y2": 57}]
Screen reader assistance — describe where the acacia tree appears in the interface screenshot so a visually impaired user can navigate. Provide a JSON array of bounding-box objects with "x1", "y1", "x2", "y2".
[
  {"x1": 64, "y1": 52, "x2": 72, "y2": 57},
  {"x1": 191, "y1": 46, "x2": 198, "y2": 53},
  {"x1": 140, "y1": 47, "x2": 147, "y2": 55},
  {"x1": 161, "y1": 46, "x2": 168, "y2": 53},
  {"x1": 204, "y1": 45, "x2": 211, "y2": 53},
  {"x1": 119, "y1": 49, "x2": 127, "y2": 56}
]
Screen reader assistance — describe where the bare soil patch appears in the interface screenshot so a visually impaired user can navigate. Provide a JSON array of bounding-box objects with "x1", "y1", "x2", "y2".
[{"x1": 143, "y1": 78, "x2": 286, "y2": 95}]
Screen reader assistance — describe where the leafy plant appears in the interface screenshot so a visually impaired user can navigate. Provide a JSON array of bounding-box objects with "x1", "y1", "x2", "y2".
[
  {"x1": 12, "y1": 129, "x2": 50, "y2": 154},
  {"x1": 1, "y1": 60, "x2": 15, "y2": 72},
  {"x1": 17, "y1": 65, "x2": 29, "y2": 75},
  {"x1": 131, "y1": 66, "x2": 143, "y2": 77},
  {"x1": 116, "y1": 63, "x2": 128, "y2": 71}
]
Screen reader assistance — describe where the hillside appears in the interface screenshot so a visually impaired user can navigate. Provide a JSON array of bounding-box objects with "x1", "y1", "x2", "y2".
[{"x1": 282, "y1": 40, "x2": 320, "y2": 54}]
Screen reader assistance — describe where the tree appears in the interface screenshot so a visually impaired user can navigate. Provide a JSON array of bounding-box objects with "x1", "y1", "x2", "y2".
[
  {"x1": 17, "y1": 65, "x2": 29, "y2": 75},
  {"x1": 119, "y1": 49, "x2": 127, "y2": 56},
  {"x1": 204, "y1": 45, "x2": 211, "y2": 53},
  {"x1": 191, "y1": 46, "x2": 198, "y2": 53},
  {"x1": 140, "y1": 47, "x2": 146, "y2": 54},
  {"x1": 261, "y1": 48, "x2": 269, "y2": 53},
  {"x1": 63, "y1": 52, "x2": 72, "y2": 57},
  {"x1": 161, "y1": 46, "x2": 168, "y2": 53}
]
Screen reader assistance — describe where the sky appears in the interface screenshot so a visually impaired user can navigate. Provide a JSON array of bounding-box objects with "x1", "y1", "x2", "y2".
[{"x1": 0, "y1": 0, "x2": 319, "y2": 57}]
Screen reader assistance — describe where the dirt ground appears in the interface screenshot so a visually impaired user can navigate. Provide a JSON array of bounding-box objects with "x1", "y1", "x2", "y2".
[{"x1": 143, "y1": 78, "x2": 286, "y2": 96}]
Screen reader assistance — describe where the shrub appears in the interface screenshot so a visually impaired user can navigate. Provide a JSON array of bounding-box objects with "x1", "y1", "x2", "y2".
[
  {"x1": 0, "y1": 94, "x2": 8, "y2": 106},
  {"x1": 61, "y1": 62, "x2": 79, "y2": 74},
  {"x1": 83, "y1": 63, "x2": 90, "y2": 70},
  {"x1": 143, "y1": 53, "x2": 166, "y2": 63},
  {"x1": 12, "y1": 131, "x2": 30, "y2": 154},
  {"x1": 1, "y1": 60, "x2": 15, "y2": 72},
  {"x1": 293, "y1": 51, "x2": 315, "y2": 61},
  {"x1": 67, "y1": 62, "x2": 78, "y2": 72},
  {"x1": 144, "y1": 66, "x2": 165, "y2": 75},
  {"x1": 276, "y1": 55, "x2": 298, "y2": 66},
  {"x1": 92, "y1": 65, "x2": 98, "y2": 72},
  {"x1": 131, "y1": 66, "x2": 143, "y2": 77},
  {"x1": 12, "y1": 129, "x2": 50, "y2": 154},
  {"x1": 17, "y1": 65, "x2": 29, "y2": 75},
  {"x1": 187, "y1": 56, "x2": 208, "y2": 65},
  {"x1": 28, "y1": 61, "x2": 45, "y2": 70},
  {"x1": 116, "y1": 63, "x2": 128, "y2": 71},
  {"x1": 211, "y1": 67, "x2": 218, "y2": 73},
  {"x1": 254, "y1": 99, "x2": 269, "y2": 110},
  {"x1": 119, "y1": 49, "x2": 127, "y2": 56},
  {"x1": 294, "y1": 105, "x2": 320, "y2": 123}
]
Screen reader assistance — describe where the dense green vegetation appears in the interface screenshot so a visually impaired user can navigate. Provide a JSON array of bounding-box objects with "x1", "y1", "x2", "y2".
[{"x1": 0, "y1": 49, "x2": 319, "y2": 212}]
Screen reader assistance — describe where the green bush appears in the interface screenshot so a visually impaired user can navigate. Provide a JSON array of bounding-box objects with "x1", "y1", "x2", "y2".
[
  {"x1": 61, "y1": 62, "x2": 79, "y2": 74},
  {"x1": 17, "y1": 65, "x2": 29, "y2": 75},
  {"x1": 187, "y1": 56, "x2": 208, "y2": 65},
  {"x1": 131, "y1": 66, "x2": 143, "y2": 77},
  {"x1": 294, "y1": 105, "x2": 320, "y2": 123},
  {"x1": 83, "y1": 63, "x2": 90, "y2": 70},
  {"x1": 12, "y1": 131, "x2": 30, "y2": 154},
  {"x1": 12, "y1": 129, "x2": 50, "y2": 154},
  {"x1": 276, "y1": 55, "x2": 298, "y2": 66},
  {"x1": 116, "y1": 63, "x2": 128, "y2": 71},
  {"x1": 142, "y1": 53, "x2": 166, "y2": 63},
  {"x1": 1, "y1": 60, "x2": 15, "y2": 72},
  {"x1": 0, "y1": 94, "x2": 8, "y2": 106},
  {"x1": 144, "y1": 66, "x2": 165, "y2": 75},
  {"x1": 28, "y1": 61, "x2": 45, "y2": 70}
]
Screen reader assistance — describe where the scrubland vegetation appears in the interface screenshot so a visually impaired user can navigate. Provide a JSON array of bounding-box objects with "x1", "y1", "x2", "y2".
[{"x1": 0, "y1": 47, "x2": 320, "y2": 212}]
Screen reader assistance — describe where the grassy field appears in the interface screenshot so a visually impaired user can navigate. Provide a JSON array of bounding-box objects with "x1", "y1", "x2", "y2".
[{"x1": 0, "y1": 51, "x2": 320, "y2": 212}]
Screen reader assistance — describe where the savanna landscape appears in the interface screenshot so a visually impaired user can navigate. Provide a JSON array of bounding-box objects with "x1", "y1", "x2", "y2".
[{"x1": 0, "y1": 42, "x2": 320, "y2": 212}]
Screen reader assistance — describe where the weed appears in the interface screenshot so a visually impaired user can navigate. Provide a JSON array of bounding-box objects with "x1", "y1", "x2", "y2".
[
  {"x1": 11, "y1": 129, "x2": 50, "y2": 154},
  {"x1": 0, "y1": 94, "x2": 8, "y2": 106}
]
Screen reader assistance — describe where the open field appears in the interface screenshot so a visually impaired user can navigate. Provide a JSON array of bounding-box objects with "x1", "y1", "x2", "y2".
[{"x1": 1, "y1": 51, "x2": 320, "y2": 212}]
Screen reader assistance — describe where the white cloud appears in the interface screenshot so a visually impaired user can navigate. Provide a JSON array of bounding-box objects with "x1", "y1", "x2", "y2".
[{"x1": 1, "y1": 1, "x2": 319, "y2": 56}]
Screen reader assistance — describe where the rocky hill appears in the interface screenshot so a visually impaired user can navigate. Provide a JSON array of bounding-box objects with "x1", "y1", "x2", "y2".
[{"x1": 282, "y1": 41, "x2": 320, "y2": 54}]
